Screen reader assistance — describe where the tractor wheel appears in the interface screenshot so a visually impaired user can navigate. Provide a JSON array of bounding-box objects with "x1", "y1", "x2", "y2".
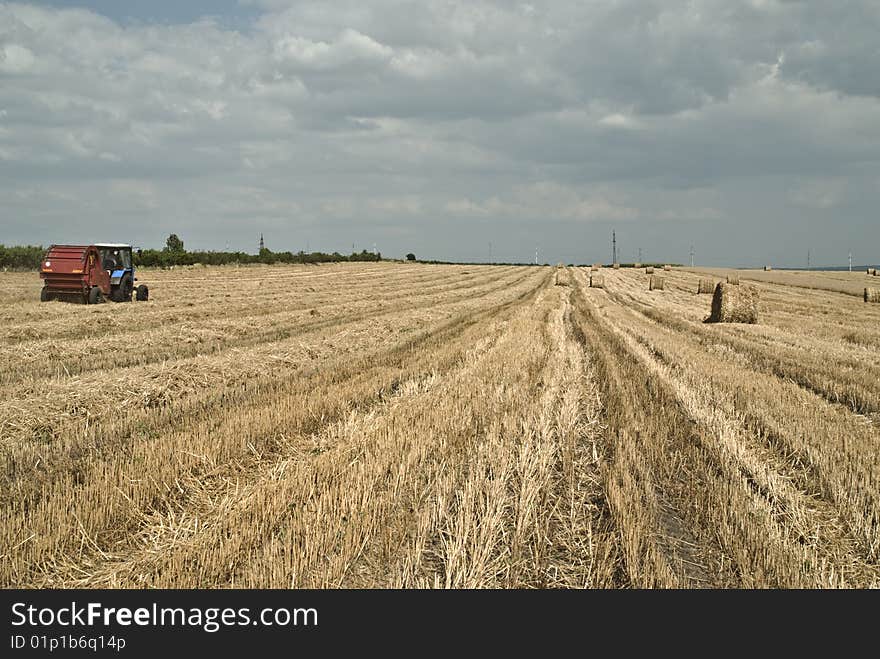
[
  {"x1": 40, "y1": 287, "x2": 52, "y2": 303},
  {"x1": 113, "y1": 273, "x2": 134, "y2": 302},
  {"x1": 136, "y1": 284, "x2": 149, "y2": 302},
  {"x1": 88, "y1": 286, "x2": 103, "y2": 305}
]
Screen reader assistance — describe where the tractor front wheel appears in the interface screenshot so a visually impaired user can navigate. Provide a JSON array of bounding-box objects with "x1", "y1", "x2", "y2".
[
  {"x1": 88, "y1": 286, "x2": 103, "y2": 305},
  {"x1": 135, "y1": 284, "x2": 149, "y2": 301},
  {"x1": 40, "y1": 287, "x2": 52, "y2": 303}
]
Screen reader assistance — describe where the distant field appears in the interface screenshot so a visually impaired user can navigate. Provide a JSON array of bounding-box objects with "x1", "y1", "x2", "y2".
[
  {"x1": 685, "y1": 266, "x2": 876, "y2": 297},
  {"x1": 2, "y1": 263, "x2": 879, "y2": 588}
]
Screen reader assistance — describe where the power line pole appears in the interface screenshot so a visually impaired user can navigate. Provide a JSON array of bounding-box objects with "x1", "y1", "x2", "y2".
[
  {"x1": 489, "y1": 241, "x2": 492, "y2": 263},
  {"x1": 690, "y1": 244, "x2": 694, "y2": 268},
  {"x1": 849, "y1": 251, "x2": 852, "y2": 272},
  {"x1": 638, "y1": 247, "x2": 642, "y2": 263},
  {"x1": 612, "y1": 230, "x2": 617, "y2": 264},
  {"x1": 535, "y1": 247, "x2": 538, "y2": 265},
  {"x1": 807, "y1": 249, "x2": 811, "y2": 270}
]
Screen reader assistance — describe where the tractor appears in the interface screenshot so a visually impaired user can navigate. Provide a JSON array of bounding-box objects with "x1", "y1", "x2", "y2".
[{"x1": 39, "y1": 244, "x2": 149, "y2": 304}]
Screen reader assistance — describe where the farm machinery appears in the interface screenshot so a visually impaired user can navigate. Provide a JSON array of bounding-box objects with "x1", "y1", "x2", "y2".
[{"x1": 39, "y1": 244, "x2": 149, "y2": 304}]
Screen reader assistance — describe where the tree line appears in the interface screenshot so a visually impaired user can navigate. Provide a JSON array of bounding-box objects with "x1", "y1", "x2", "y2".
[{"x1": 0, "y1": 237, "x2": 382, "y2": 270}]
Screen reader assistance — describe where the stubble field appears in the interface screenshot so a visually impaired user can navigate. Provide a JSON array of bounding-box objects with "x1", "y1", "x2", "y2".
[{"x1": 1, "y1": 262, "x2": 878, "y2": 588}]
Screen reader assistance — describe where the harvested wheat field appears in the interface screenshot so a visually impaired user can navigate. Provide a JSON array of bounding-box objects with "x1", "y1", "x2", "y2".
[{"x1": 2, "y1": 262, "x2": 880, "y2": 588}]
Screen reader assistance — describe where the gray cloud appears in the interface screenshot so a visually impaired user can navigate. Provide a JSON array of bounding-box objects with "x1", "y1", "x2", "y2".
[{"x1": 0, "y1": 0, "x2": 877, "y2": 266}]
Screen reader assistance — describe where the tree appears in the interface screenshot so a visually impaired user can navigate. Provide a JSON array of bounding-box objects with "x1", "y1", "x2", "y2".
[
  {"x1": 164, "y1": 234, "x2": 184, "y2": 252},
  {"x1": 406, "y1": 253, "x2": 416, "y2": 261}
]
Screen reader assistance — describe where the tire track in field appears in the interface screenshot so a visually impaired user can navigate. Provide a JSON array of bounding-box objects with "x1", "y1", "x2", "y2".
[
  {"x1": 332, "y1": 281, "x2": 618, "y2": 588},
  {"x1": 570, "y1": 270, "x2": 718, "y2": 587}
]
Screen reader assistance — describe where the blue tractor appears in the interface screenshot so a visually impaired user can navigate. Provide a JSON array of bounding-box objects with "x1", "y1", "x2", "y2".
[{"x1": 94, "y1": 243, "x2": 149, "y2": 302}]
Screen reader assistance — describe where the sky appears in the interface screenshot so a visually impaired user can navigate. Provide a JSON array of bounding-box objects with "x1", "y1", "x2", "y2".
[{"x1": 0, "y1": 1, "x2": 878, "y2": 266}]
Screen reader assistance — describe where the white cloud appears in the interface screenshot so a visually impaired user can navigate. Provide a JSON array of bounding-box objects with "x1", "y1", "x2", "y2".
[
  {"x1": 598, "y1": 113, "x2": 643, "y2": 130},
  {"x1": 0, "y1": 43, "x2": 35, "y2": 73},
  {"x1": 0, "y1": 1, "x2": 878, "y2": 264}
]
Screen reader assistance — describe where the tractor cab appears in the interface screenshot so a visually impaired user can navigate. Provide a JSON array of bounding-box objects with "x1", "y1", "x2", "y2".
[
  {"x1": 94, "y1": 243, "x2": 138, "y2": 302},
  {"x1": 98, "y1": 245, "x2": 132, "y2": 273}
]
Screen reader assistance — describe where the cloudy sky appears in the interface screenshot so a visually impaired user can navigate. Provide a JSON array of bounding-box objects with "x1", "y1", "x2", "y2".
[{"x1": 1, "y1": 1, "x2": 877, "y2": 265}]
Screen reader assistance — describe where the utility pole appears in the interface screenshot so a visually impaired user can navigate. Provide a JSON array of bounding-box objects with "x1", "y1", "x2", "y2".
[
  {"x1": 807, "y1": 249, "x2": 811, "y2": 270},
  {"x1": 535, "y1": 247, "x2": 539, "y2": 265},
  {"x1": 489, "y1": 241, "x2": 492, "y2": 263},
  {"x1": 259, "y1": 233, "x2": 264, "y2": 252},
  {"x1": 849, "y1": 251, "x2": 852, "y2": 272},
  {"x1": 638, "y1": 247, "x2": 642, "y2": 264},
  {"x1": 690, "y1": 244, "x2": 695, "y2": 268},
  {"x1": 612, "y1": 230, "x2": 617, "y2": 264}
]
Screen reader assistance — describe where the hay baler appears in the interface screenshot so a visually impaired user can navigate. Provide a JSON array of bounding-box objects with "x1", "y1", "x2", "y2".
[{"x1": 39, "y1": 244, "x2": 149, "y2": 304}]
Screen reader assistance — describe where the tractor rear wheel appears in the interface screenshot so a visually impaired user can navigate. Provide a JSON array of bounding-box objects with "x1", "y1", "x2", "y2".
[
  {"x1": 88, "y1": 286, "x2": 103, "y2": 305},
  {"x1": 40, "y1": 287, "x2": 52, "y2": 303},
  {"x1": 136, "y1": 284, "x2": 149, "y2": 301}
]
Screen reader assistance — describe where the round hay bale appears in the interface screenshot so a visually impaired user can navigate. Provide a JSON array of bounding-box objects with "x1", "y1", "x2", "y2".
[
  {"x1": 633, "y1": 262, "x2": 642, "y2": 269},
  {"x1": 708, "y1": 283, "x2": 759, "y2": 323},
  {"x1": 764, "y1": 265, "x2": 772, "y2": 271},
  {"x1": 865, "y1": 288, "x2": 880, "y2": 303},
  {"x1": 697, "y1": 278, "x2": 715, "y2": 294},
  {"x1": 649, "y1": 275, "x2": 664, "y2": 291},
  {"x1": 554, "y1": 268, "x2": 569, "y2": 286},
  {"x1": 867, "y1": 267, "x2": 875, "y2": 275},
  {"x1": 726, "y1": 274, "x2": 740, "y2": 285},
  {"x1": 613, "y1": 262, "x2": 620, "y2": 270},
  {"x1": 663, "y1": 264, "x2": 671, "y2": 271},
  {"x1": 645, "y1": 266, "x2": 654, "y2": 274},
  {"x1": 590, "y1": 275, "x2": 604, "y2": 289}
]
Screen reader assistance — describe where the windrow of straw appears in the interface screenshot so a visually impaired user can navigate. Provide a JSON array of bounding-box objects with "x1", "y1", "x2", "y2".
[
  {"x1": 708, "y1": 283, "x2": 759, "y2": 323},
  {"x1": 697, "y1": 278, "x2": 715, "y2": 294},
  {"x1": 649, "y1": 276, "x2": 664, "y2": 291}
]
